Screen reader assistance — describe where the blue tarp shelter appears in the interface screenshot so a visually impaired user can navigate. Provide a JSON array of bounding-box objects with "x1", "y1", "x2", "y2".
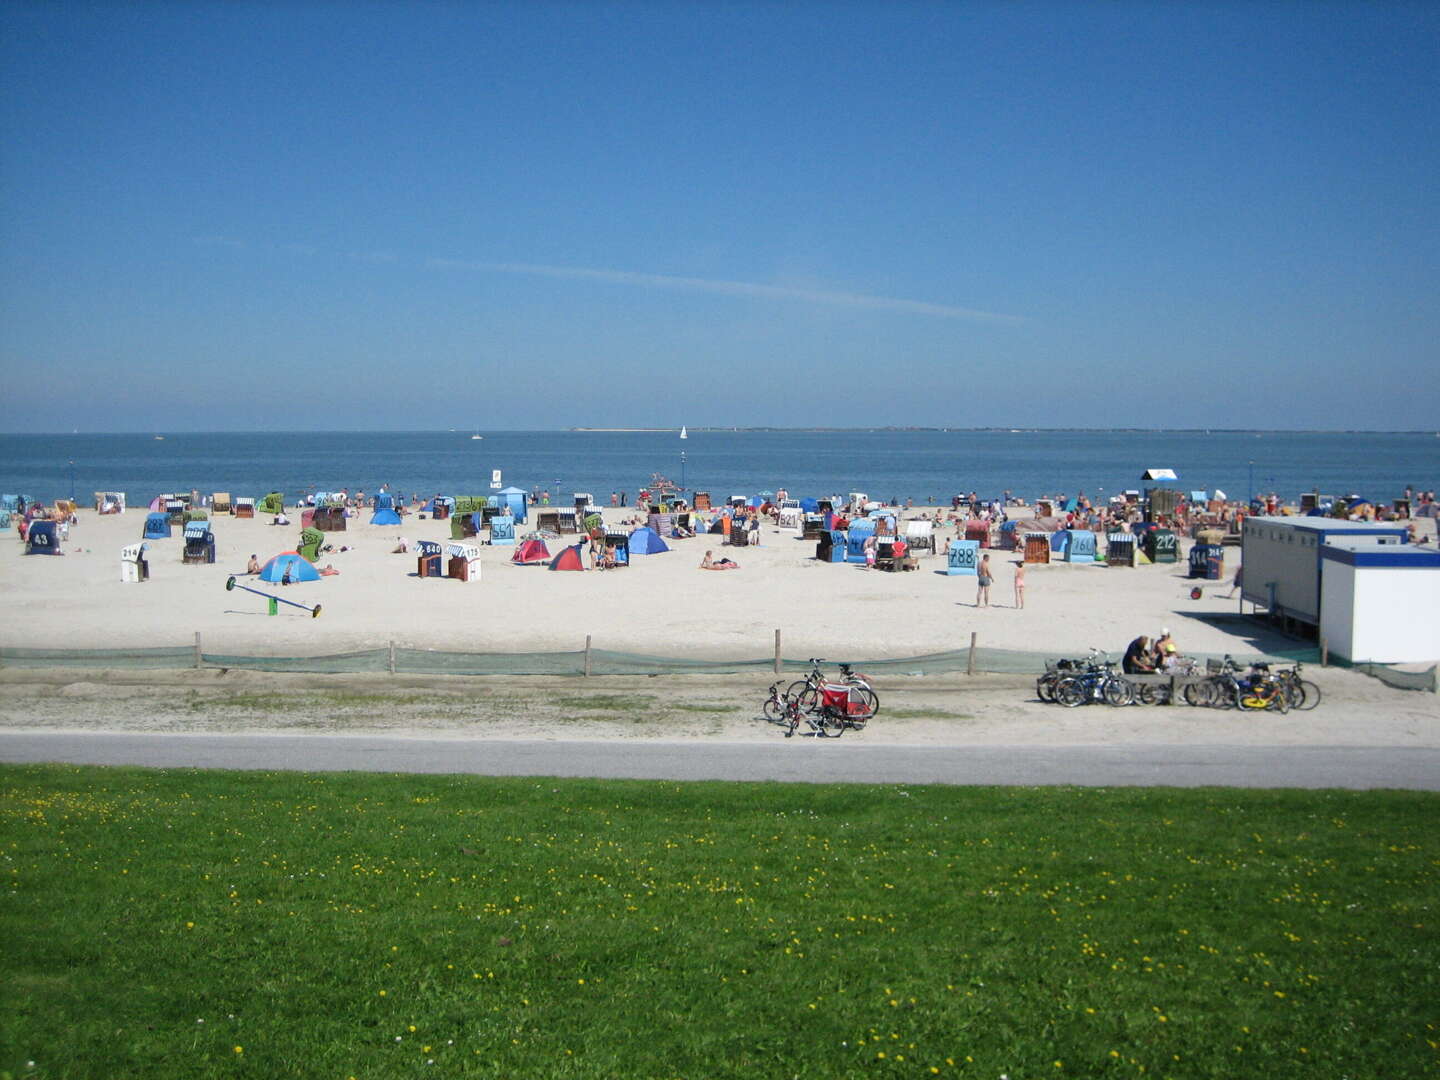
[
  {"x1": 498, "y1": 487, "x2": 529, "y2": 524},
  {"x1": 627, "y1": 526, "x2": 670, "y2": 554},
  {"x1": 143, "y1": 512, "x2": 172, "y2": 539},
  {"x1": 799, "y1": 497, "x2": 819, "y2": 513},
  {"x1": 371, "y1": 491, "x2": 402, "y2": 525},
  {"x1": 258, "y1": 552, "x2": 321, "y2": 583}
]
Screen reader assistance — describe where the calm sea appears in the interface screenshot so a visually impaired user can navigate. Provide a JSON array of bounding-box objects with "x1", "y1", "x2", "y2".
[{"x1": 2, "y1": 430, "x2": 1436, "y2": 507}]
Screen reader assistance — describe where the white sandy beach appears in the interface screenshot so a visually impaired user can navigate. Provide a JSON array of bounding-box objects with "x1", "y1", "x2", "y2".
[
  {"x1": 2, "y1": 505, "x2": 1324, "y2": 659},
  {"x1": 2, "y1": 506, "x2": 1435, "y2": 751}
]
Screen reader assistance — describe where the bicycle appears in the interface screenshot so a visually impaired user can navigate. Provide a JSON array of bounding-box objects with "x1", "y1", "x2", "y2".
[
  {"x1": 761, "y1": 680, "x2": 843, "y2": 738},
  {"x1": 787, "y1": 659, "x2": 879, "y2": 727},
  {"x1": 1237, "y1": 664, "x2": 1290, "y2": 713},
  {"x1": 1053, "y1": 654, "x2": 1135, "y2": 707},
  {"x1": 1037, "y1": 655, "x2": 1089, "y2": 703},
  {"x1": 1186, "y1": 657, "x2": 1289, "y2": 713},
  {"x1": 1276, "y1": 662, "x2": 1322, "y2": 711}
]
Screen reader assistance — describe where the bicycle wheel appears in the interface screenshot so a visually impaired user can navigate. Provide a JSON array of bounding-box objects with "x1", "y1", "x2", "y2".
[
  {"x1": 1295, "y1": 680, "x2": 1321, "y2": 711},
  {"x1": 1037, "y1": 674, "x2": 1057, "y2": 703},
  {"x1": 853, "y1": 687, "x2": 878, "y2": 720},
  {"x1": 787, "y1": 682, "x2": 819, "y2": 714},
  {"x1": 763, "y1": 697, "x2": 785, "y2": 723},
  {"x1": 1137, "y1": 682, "x2": 1171, "y2": 706},
  {"x1": 1181, "y1": 680, "x2": 1212, "y2": 707},
  {"x1": 1210, "y1": 680, "x2": 1239, "y2": 709},
  {"x1": 1103, "y1": 677, "x2": 1136, "y2": 707},
  {"x1": 819, "y1": 707, "x2": 846, "y2": 737},
  {"x1": 1054, "y1": 677, "x2": 1086, "y2": 708}
]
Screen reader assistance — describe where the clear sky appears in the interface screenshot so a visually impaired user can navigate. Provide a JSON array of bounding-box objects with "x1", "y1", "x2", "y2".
[{"x1": 2, "y1": 1, "x2": 1437, "y2": 432}]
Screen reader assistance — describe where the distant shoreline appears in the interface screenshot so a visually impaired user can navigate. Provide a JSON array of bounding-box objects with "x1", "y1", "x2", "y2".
[{"x1": 10, "y1": 427, "x2": 1433, "y2": 437}]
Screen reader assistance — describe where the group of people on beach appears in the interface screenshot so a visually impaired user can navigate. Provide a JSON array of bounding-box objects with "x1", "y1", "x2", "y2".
[{"x1": 1122, "y1": 629, "x2": 1184, "y2": 674}]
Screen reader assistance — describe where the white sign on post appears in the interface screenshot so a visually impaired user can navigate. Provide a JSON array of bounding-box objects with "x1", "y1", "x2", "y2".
[{"x1": 490, "y1": 469, "x2": 502, "y2": 491}]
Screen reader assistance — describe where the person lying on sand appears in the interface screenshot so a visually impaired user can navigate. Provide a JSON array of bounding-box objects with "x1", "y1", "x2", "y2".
[{"x1": 700, "y1": 550, "x2": 739, "y2": 570}]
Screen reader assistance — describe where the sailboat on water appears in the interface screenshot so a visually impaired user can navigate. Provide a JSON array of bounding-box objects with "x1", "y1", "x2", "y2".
[{"x1": 680, "y1": 426, "x2": 687, "y2": 439}]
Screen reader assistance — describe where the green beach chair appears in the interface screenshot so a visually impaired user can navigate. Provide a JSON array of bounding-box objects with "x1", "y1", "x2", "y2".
[
  {"x1": 298, "y1": 527, "x2": 324, "y2": 563},
  {"x1": 259, "y1": 492, "x2": 284, "y2": 515}
]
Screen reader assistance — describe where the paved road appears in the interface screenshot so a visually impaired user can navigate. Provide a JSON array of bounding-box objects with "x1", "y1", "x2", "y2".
[{"x1": 2, "y1": 732, "x2": 1437, "y2": 789}]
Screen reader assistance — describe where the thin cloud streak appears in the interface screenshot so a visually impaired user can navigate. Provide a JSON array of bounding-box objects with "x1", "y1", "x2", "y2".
[{"x1": 428, "y1": 257, "x2": 1021, "y2": 324}]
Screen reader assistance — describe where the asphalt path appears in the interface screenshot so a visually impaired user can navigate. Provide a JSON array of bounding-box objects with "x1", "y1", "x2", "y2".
[{"x1": 2, "y1": 731, "x2": 1437, "y2": 789}]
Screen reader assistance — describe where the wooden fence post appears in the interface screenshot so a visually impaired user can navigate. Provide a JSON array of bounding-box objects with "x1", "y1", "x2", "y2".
[
  {"x1": 774, "y1": 629, "x2": 782, "y2": 675},
  {"x1": 584, "y1": 634, "x2": 592, "y2": 677},
  {"x1": 194, "y1": 631, "x2": 202, "y2": 670},
  {"x1": 1319, "y1": 635, "x2": 1328, "y2": 667},
  {"x1": 388, "y1": 640, "x2": 396, "y2": 675},
  {"x1": 967, "y1": 631, "x2": 977, "y2": 676}
]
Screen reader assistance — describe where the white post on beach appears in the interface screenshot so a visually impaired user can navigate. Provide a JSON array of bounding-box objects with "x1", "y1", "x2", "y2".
[
  {"x1": 967, "y1": 631, "x2": 977, "y2": 676},
  {"x1": 388, "y1": 640, "x2": 396, "y2": 675},
  {"x1": 774, "y1": 629, "x2": 782, "y2": 675},
  {"x1": 584, "y1": 634, "x2": 592, "y2": 677},
  {"x1": 193, "y1": 631, "x2": 202, "y2": 670}
]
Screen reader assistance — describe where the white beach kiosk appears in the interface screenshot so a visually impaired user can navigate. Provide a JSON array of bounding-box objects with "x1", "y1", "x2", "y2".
[
  {"x1": 1241, "y1": 516, "x2": 1440, "y2": 663},
  {"x1": 1319, "y1": 543, "x2": 1440, "y2": 663}
]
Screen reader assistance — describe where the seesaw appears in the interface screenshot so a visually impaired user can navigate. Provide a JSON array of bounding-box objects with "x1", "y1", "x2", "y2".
[{"x1": 225, "y1": 575, "x2": 322, "y2": 618}]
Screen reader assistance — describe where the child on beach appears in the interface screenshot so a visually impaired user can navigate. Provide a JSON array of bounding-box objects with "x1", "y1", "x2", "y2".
[{"x1": 1013, "y1": 559, "x2": 1025, "y2": 609}]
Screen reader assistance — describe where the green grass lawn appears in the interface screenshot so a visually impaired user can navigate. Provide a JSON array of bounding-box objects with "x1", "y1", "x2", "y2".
[{"x1": 1, "y1": 766, "x2": 1436, "y2": 1079}]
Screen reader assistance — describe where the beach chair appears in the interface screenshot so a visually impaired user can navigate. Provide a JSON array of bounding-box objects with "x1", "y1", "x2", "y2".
[
  {"x1": 212, "y1": 492, "x2": 232, "y2": 513},
  {"x1": 904, "y1": 519, "x2": 935, "y2": 554},
  {"x1": 259, "y1": 492, "x2": 284, "y2": 515},
  {"x1": 234, "y1": 497, "x2": 255, "y2": 519},
  {"x1": 1023, "y1": 533, "x2": 1051, "y2": 564},
  {"x1": 314, "y1": 506, "x2": 347, "y2": 532},
  {"x1": 120, "y1": 542, "x2": 149, "y2": 582},
  {"x1": 446, "y1": 542, "x2": 482, "y2": 581},
  {"x1": 298, "y1": 527, "x2": 324, "y2": 563},
  {"x1": 182, "y1": 523, "x2": 216, "y2": 565}
]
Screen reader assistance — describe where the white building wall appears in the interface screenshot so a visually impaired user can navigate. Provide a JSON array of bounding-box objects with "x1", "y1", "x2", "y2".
[{"x1": 1322, "y1": 563, "x2": 1440, "y2": 664}]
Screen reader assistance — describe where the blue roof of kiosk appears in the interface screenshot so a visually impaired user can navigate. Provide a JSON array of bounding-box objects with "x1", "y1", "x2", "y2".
[{"x1": 499, "y1": 487, "x2": 528, "y2": 495}]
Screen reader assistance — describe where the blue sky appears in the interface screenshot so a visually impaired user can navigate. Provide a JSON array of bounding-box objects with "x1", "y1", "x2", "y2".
[{"x1": 2, "y1": 2, "x2": 1437, "y2": 431}]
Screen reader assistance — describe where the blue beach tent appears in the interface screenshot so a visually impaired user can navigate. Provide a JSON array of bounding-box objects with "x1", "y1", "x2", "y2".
[
  {"x1": 258, "y1": 552, "x2": 321, "y2": 584},
  {"x1": 627, "y1": 526, "x2": 670, "y2": 554},
  {"x1": 143, "y1": 512, "x2": 172, "y2": 539},
  {"x1": 370, "y1": 492, "x2": 402, "y2": 526}
]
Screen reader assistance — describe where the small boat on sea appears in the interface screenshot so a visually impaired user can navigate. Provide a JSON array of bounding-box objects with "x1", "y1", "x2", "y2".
[
  {"x1": 471, "y1": 433, "x2": 483, "y2": 440},
  {"x1": 680, "y1": 426, "x2": 687, "y2": 439}
]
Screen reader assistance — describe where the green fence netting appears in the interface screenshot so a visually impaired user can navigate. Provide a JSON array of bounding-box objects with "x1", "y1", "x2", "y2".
[
  {"x1": 0, "y1": 646, "x2": 196, "y2": 669},
  {"x1": 0, "y1": 643, "x2": 1349, "y2": 678}
]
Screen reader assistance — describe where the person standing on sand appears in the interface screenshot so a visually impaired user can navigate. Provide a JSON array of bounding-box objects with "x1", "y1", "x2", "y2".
[
  {"x1": 977, "y1": 553, "x2": 993, "y2": 607},
  {"x1": 1013, "y1": 558, "x2": 1025, "y2": 609}
]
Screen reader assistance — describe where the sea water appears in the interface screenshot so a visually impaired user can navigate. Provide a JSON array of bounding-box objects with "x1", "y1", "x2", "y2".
[{"x1": 2, "y1": 429, "x2": 1436, "y2": 507}]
